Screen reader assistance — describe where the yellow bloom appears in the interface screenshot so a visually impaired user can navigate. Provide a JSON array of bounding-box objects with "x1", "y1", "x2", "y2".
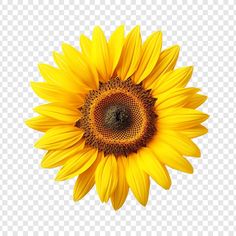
[{"x1": 26, "y1": 25, "x2": 209, "y2": 210}]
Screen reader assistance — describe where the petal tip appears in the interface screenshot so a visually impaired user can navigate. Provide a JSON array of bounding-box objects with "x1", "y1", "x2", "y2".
[
  {"x1": 117, "y1": 24, "x2": 125, "y2": 31},
  {"x1": 203, "y1": 113, "x2": 210, "y2": 121},
  {"x1": 164, "y1": 180, "x2": 172, "y2": 190},
  {"x1": 40, "y1": 160, "x2": 47, "y2": 168},
  {"x1": 156, "y1": 31, "x2": 162, "y2": 38},
  {"x1": 139, "y1": 199, "x2": 148, "y2": 207},
  {"x1": 55, "y1": 172, "x2": 63, "y2": 181},
  {"x1": 38, "y1": 63, "x2": 45, "y2": 73},
  {"x1": 73, "y1": 192, "x2": 82, "y2": 202},
  {"x1": 34, "y1": 140, "x2": 41, "y2": 149},
  {"x1": 93, "y1": 25, "x2": 104, "y2": 34},
  {"x1": 24, "y1": 118, "x2": 31, "y2": 127},
  {"x1": 112, "y1": 206, "x2": 120, "y2": 211},
  {"x1": 29, "y1": 81, "x2": 35, "y2": 86},
  {"x1": 40, "y1": 156, "x2": 51, "y2": 168},
  {"x1": 32, "y1": 106, "x2": 39, "y2": 113},
  {"x1": 132, "y1": 25, "x2": 140, "y2": 34},
  {"x1": 61, "y1": 42, "x2": 73, "y2": 53},
  {"x1": 111, "y1": 200, "x2": 121, "y2": 211},
  {"x1": 171, "y1": 45, "x2": 180, "y2": 54},
  {"x1": 187, "y1": 165, "x2": 194, "y2": 174},
  {"x1": 175, "y1": 44, "x2": 180, "y2": 51},
  {"x1": 185, "y1": 66, "x2": 194, "y2": 77}
]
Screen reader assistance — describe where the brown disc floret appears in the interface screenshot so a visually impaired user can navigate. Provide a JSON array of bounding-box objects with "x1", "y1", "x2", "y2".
[{"x1": 76, "y1": 77, "x2": 157, "y2": 157}]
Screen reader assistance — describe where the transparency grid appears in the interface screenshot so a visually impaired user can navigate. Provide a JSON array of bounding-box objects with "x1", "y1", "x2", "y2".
[{"x1": 0, "y1": 0, "x2": 235, "y2": 235}]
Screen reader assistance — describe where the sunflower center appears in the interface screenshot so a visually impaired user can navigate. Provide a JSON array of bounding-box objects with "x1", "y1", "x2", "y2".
[
  {"x1": 104, "y1": 105, "x2": 131, "y2": 131},
  {"x1": 76, "y1": 77, "x2": 157, "y2": 157}
]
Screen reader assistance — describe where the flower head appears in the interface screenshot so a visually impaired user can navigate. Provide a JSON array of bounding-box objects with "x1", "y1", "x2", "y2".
[{"x1": 26, "y1": 25, "x2": 208, "y2": 210}]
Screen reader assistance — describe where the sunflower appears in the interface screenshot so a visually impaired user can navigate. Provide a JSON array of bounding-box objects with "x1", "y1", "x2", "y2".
[{"x1": 26, "y1": 25, "x2": 208, "y2": 210}]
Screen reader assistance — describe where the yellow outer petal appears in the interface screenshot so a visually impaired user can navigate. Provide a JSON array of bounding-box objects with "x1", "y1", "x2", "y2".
[
  {"x1": 148, "y1": 137, "x2": 193, "y2": 173},
  {"x1": 157, "y1": 129, "x2": 201, "y2": 157},
  {"x1": 53, "y1": 51, "x2": 94, "y2": 93},
  {"x1": 73, "y1": 151, "x2": 103, "y2": 201},
  {"x1": 184, "y1": 94, "x2": 208, "y2": 109},
  {"x1": 138, "y1": 147, "x2": 171, "y2": 189},
  {"x1": 80, "y1": 34, "x2": 92, "y2": 58},
  {"x1": 30, "y1": 82, "x2": 84, "y2": 106},
  {"x1": 41, "y1": 140, "x2": 85, "y2": 168},
  {"x1": 52, "y1": 51, "x2": 72, "y2": 72},
  {"x1": 158, "y1": 108, "x2": 209, "y2": 129},
  {"x1": 38, "y1": 63, "x2": 86, "y2": 93},
  {"x1": 154, "y1": 87, "x2": 200, "y2": 110},
  {"x1": 35, "y1": 126, "x2": 84, "y2": 150},
  {"x1": 143, "y1": 45, "x2": 180, "y2": 89},
  {"x1": 62, "y1": 43, "x2": 99, "y2": 89},
  {"x1": 111, "y1": 156, "x2": 129, "y2": 210},
  {"x1": 108, "y1": 25, "x2": 125, "y2": 75},
  {"x1": 55, "y1": 148, "x2": 98, "y2": 181},
  {"x1": 125, "y1": 153, "x2": 150, "y2": 206},
  {"x1": 117, "y1": 25, "x2": 142, "y2": 80},
  {"x1": 152, "y1": 66, "x2": 193, "y2": 95},
  {"x1": 25, "y1": 116, "x2": 71, "y2": 132},
  {"x1": 92, "y1": 26, "x2": 111, "y2": 82},
  {"x1": 181, "y1": 125, "x2": 208, "y2": 138},
  {"x1": 133, "y1": 31, "x2": 162, "y2": 84},
  {"x1": 34, "y1": 103, "x2": 81, "y2": 123},
  {"x1": 95, "y1": 154, "x2": 118, "y2": 203}
]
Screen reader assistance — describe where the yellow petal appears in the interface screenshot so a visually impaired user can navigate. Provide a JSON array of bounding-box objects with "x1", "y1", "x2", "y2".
[
  {"x1": 92, "y1": 26, "x2": 111, "y2": 82},
  {"x1": 56, "y1": 148, "x2": 98, "y2": 181},
  {"x1": 158, "y1": 130, "x2": 201, "y2": 157},
  {"x1": 53, "y1": 51, "x2": 72, "y2": 72},
  {"x1": 117, "y1": 25, "x2": 142, "y2": 80},
  {"x1": 138, "y1": 147, "x2": 171, "y2": 189},
  {"x1": 108, "y1": 25, "x2": 125, "y2": 76},
  {"x1": 185, "y1": 94, "x2": 208, "y2": 109},
  {"x1": 73, "y1": 152, "x2": 103, "y2": 201},
  {"x1": 62, "y1": 43, "x2": 98, "y2": 89},
  {"x1": 34, "y1": 103, "x2": 81, "y2": 123},
  {"x1": 95, "y1": 154, "x2": 118, "y2": 203},
  {"x1": 152, "y1": 66, "x2": 193, "y2": 95},
  {"x1": 133, "y1": 31, "x2": 162, "y2": 84},
  {"x1": 181, "y1": 125, "x2": 208, "y2": 138},
  {"x1": 148, "y1": 137, "x2": 193, "y2": 173},
  {"x1": 53, "y1": 52, "x2": 92, "y2": 95},
  {"x1": 38, "y1": 63, "x2": 86, "y2": 93},
  {"x1": 143, "y1": 45, "x2": 180, "y2": 89},
  {"x1": 30, "y1": 82, "x2": 84, "y2": 106},
  {"x1": 111, "y1": 156, "x2": 129, "y2": 210},
  {"x1": 41, "y1": 140, "x2": 85, "y2": 168},
  {"x1": 35, "y1": 126, "x2": 84, "y2": 150},
  {"x1": 154, "y1": 87, "x2": 200, "y2": 110},
  {"x1": 80, "y1": 34, "x2": 92, "y2": 58},
  {"x1": 158, "y1": 108, "x2": 209, "y2": 129},
  {"x1": 125, "y1": 153, "x2": 150, "y2": 206},
  {"x1": 25, "y1": 116, "x2": 70, "y2": 132}
]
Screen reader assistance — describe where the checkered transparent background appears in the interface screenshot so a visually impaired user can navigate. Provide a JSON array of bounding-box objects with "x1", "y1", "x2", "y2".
[{"x1": 0, "y1": 0, "x2": 235, "y2": 234}]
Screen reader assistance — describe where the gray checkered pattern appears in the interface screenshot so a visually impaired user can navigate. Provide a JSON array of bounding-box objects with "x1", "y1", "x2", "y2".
[{"x1": 0, "y1": 0, "x2": 235, "y2": 234}]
